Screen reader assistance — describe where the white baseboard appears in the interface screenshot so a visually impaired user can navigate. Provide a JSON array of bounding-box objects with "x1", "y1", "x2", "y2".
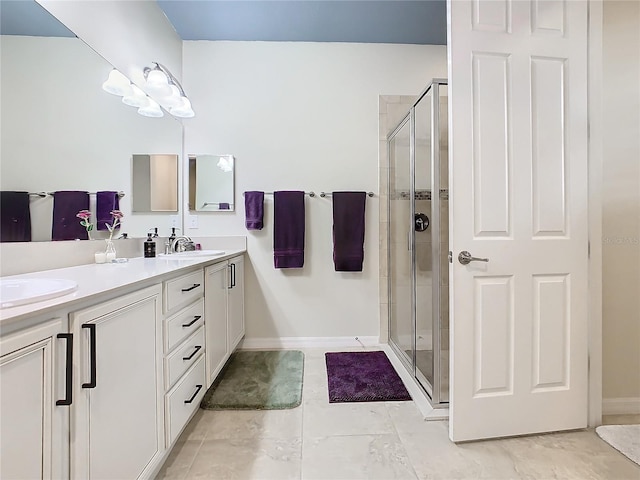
[
  {"x1": 239, "y1": 336, "x2": 380, "y2": 350},
  {"x1": 602, "y1": 397, "x2": 640, "y2": 415}
]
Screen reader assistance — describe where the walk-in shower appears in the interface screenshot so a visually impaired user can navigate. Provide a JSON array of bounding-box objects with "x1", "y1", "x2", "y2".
[{"x1": 387, "y1": 79, "x2": 449, "y2": 407}]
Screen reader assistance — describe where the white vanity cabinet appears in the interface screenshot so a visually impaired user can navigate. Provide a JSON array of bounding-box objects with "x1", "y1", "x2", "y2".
[
  {"x1": 70, "y1": 285, "x2": 164, "y2": 480},
  {"x1": 204, "y1": 255, "x2": 245, "y2": 388},
  {"x1": 162, "y1": 269, "x2": 206, "y2": 447},
  {"x1": 0, "y1": 317, "x2": 69, "y2": 480}
]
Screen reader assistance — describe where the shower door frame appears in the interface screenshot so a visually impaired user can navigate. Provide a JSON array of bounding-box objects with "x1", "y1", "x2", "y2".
[{"x1": 387, "y1": 78, "x2": 448, "y2": 409}]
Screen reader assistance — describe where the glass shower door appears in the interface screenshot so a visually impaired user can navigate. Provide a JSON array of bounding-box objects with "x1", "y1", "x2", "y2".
[
  {"x1": 388, "y1": 116, "x2": 414, "y2": 369},
  {"x1": 413, "y1": 89, "x2": 435, "y2": 397}
]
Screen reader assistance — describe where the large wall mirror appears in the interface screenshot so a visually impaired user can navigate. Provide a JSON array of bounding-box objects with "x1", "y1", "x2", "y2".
[
  {"x1": 0, "y1": 1, "x2": 182, "y2": 241},
  {"x1": 188, "y1": 154, "x2": 235, "y2": 211}
]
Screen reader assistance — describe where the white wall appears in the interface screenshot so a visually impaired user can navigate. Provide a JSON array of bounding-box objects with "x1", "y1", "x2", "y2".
[
  {"x1": 0, "y1": 36, "x2": 182, "y2": 240},
  {"x1": 602, "y1": 1, "x2": 640, "y2": 408},
  {"x1": 183, "y1": 41, "x2": 447, "y2": 339}
]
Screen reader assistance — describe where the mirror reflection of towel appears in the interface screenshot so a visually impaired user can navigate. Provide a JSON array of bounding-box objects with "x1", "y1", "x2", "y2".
[
  {"x1": 332, "y1": 192, "x2": 366, "y2": 272},
  {"x1": 51, "y1": 191, "x2": 89, "y2": 241},
  {"x1": 273, "y1": 191, "x2": 305, "y2": 268},
  {"x1": 0, "y1": 191, "x2": 31, "y2": 242},
  {"x1": 219, "y1": 202, "x2": 230, "y2": 210},
  {"x1": 96, "y1": 191, "x2": 119, "y2": 230}
]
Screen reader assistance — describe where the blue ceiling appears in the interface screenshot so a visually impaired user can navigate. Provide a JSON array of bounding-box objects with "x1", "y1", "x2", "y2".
[
  {"x1": 0, "y1": 0, "x2": 447, "y2": 46},
  {"x1": 157, "y1": 1, "x2": 447, "y2": 45}
]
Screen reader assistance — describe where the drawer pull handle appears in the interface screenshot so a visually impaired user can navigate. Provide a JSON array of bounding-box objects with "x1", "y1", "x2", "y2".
[
  {"x1": 56, "y1": 333, "x2": 73, "y2": 406},
  {"x1": 182, "y1": 315, "x2": 202, "y2": 328},
  {"x1": 184, "y1": 384, "x2": 203, "y2": 404},
  {"x1": 183, "y1": 345, "x2": 202, "y2": 361},
  {"x1": 181, "y1": 283, "x2": 201, "y2": 292},
  {"x1": 81, "y1": 324, "x2": 97, "y2": 389}
]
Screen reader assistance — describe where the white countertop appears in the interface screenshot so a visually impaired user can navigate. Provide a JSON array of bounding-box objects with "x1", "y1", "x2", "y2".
[{"x1": 0, "y1": 249, "x2": 245, "y2": 326}]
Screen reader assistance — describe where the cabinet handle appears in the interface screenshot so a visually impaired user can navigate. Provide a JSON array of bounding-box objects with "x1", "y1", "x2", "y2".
[
  {"x1": 182, "y1": 315, "x2": 202, "y2": 328},
  {"x1": 182, "y1": 345, "x2": 202, "y2": 361},
  {"x1": 181, "y1": 283, "x2": 201, "y2": 292},
  {"x1": 228, "y1": 264, "x2": 233, "y2": 289},
  {"x1": 56, "y1": 333, "x2": 73, "y2": 406},
  {"x1": 82, "y1": 324, "x2": 97, "y2": 389},
  {"x1": 231, "y1": 263, "x2": 236, "y2": 288},
  {"x1": 184, "y1": 384, "x2": 203, "y2": 404}
]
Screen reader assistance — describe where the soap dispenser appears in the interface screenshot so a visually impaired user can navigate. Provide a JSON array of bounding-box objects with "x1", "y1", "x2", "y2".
[{"x1": 144, "y1": 232, "x2": 156, "y2": 258}]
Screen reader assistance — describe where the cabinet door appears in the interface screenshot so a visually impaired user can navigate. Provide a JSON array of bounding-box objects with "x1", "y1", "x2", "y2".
[
  {"x1": 204, "y1": 262, "x2": 228, "y2": 387},
  {"x1": 227, "y1": 255, "x2": 245, "y2": 352},
  {"x1": 0, "y1": 318, "x2": 69, "y2": 480},
  {"x1": 71, "y1": 285, "x2": 164, "y2": 480}
]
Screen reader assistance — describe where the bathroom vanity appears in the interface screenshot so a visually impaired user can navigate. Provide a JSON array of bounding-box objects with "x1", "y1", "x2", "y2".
[{"x1": 0, "y1": 251, "x2": 245, "y2": 479}]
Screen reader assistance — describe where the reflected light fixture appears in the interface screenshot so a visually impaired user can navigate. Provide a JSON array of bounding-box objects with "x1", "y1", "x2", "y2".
[{"x1": 143, "y1": 62, "x2": 195, "y2": 118}]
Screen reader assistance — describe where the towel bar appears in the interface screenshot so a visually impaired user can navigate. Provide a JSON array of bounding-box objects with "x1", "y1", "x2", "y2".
[
  {"x1": 243, "y1": 191, "x2": 316, "y2": 197},
  {"x1": 320, "y1": 192, "x2": 374, "y2": 198}
]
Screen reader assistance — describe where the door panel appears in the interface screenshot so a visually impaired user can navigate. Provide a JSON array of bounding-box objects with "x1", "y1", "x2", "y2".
[{"x1": 449, "y1": 0, "x2": 589, "y2": 441}]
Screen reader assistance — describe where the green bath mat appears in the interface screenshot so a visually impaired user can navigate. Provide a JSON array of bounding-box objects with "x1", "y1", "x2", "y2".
[{"x1": 200, "y1": 350, "x2": 304, "y2": 410}]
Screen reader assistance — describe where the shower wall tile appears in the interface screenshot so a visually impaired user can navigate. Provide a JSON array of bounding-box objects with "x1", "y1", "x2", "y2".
[
  {"x1": 441, "y1": 328, "x2": 449, "y2": 351},
  {"x1": 379, "y1": 113, "x2": 388, "y2": 140},
  {"x1": 440, "y1": 293, "x2": 450, "y2": 329},
  {"x1": 378, "y1": 221, "x2": 388, "y2": 249},
  {"x1": 387, "y1": 103, "x2": 411, "y2": 129},
  {"x1": 381, "y1": 95, "x2": 401, "y2": 104},
  {"x1": 401, "y1": 95, "x2": 416, "y2": 104},
  {"x1": 379, "y1": 141, "x2": 388, "y2": 167},
  {"x1": 439, "y1": 248, "x2": 449, "y2": 286},
  {"x1": 379, "y1": 244, "x2": 388, "y2": 277},
  {"x1": 379, "y1": 302, "x2": 389, "y2": 341},
  {"x1": 379, "y1": 277, "x2": 389, "y2": 304},
  {"x1": 379, "y1": 195, "x2": 388, "y2": 223},
  {"x1": 416, "y1": 242, "x2": 432, "y2": 282}
]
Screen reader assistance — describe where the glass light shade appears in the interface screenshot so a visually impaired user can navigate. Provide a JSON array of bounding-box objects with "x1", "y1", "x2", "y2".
[
  {"x1": 138, "y1": 98, "x2": 164, "y2": 118},
  {"x1": 122, "y1": 85, "x2": 150, "y2": 108},
  {"x1": 145, "y1": 68, "x2": 171, "y2": 97},
  {"x1": 161, "y1": 84, "x2": 184, "y2": 108},
  {"x1": 169, "y1": 97, "x2": 195, "y2": 118},
  {"x1": 102, "y1": 69, "x2": 133, "y2": 97}
]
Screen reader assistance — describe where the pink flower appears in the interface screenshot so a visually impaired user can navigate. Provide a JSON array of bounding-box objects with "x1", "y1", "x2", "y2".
[
  {"x1": 76, "y1": 210, "x2": 91, "y2": 220},
  {"x1": 76, "y1": 209, "x2": 93, "y2": 239},
  {"x1": 105, "y1": 210, "x2": 124, "y2": 240}
]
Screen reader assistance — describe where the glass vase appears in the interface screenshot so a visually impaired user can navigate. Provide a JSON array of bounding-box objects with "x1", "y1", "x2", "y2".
[{"x1": 105, "y1": 239, "x2": 116, "y2": 262}]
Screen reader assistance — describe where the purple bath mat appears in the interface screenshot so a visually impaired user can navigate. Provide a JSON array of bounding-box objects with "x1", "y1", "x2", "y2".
[{"x1": 325, "y1": 351, "x2": 411, "y2": 403}]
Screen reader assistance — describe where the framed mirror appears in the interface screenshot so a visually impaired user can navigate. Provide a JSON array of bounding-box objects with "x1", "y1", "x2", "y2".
[
  {"x1": 188, "y1": 154, "x2": 235, "y2": 211},
  {"x1": 132, "y1": 154, "x2": 179, "y2": 212}
]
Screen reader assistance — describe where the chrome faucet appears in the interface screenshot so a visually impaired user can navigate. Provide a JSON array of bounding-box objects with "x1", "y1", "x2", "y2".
[{"x1": 170, "y1": 235, "x2": 194, "y2": 253}]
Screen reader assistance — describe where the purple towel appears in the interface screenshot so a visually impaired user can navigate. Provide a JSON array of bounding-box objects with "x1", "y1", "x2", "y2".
[
  {"x1": 332, "y1": 191, "x2": 366, "y2": 272},
  {"x1": 0, "y1": 191, "x2": 32, "y2": 242},
  {"x1": 219, "y1": 202, "x2": 230, "y2": 210},
  {"x1": 244, "y1": 191, "x2": 264, "y2": 230},
  {"x1": 52, "y1": 191, "x2": 89, "y2": 241},
  {"x1": 273, "y1": 191, "x2": 305, "y2": 269},
  {"x1": 96, "y1": 191, "x2": 119, "y2": 230}
]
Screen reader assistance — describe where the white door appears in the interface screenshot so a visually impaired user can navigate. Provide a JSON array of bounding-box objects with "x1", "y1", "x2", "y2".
[
  {"x1": 227, "y1": 255, "x2": 245, "y2": 352},
  {"x1": 448, "y1": 0, "x2": 589, "y2": 441}
]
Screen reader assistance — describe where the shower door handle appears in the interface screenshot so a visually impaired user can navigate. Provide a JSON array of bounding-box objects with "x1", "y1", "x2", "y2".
[{"x1": 458, "y1": 251, "x2": 489, "y2": 265}]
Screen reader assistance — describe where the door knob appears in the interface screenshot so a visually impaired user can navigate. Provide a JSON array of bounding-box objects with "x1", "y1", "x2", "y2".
[{"x1": 458, "y1": 251, "x2": 489, "y2": 265}]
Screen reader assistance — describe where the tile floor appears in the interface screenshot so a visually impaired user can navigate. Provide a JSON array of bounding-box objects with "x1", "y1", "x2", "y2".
[{"x1": 156, "y1": 348, "x2": 640, "y2": 480}]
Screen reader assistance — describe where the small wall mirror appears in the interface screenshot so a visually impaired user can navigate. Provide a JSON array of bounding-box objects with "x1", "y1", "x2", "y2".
[
  {"x1": 132, "y1": 154, "x2": 179, "y2": 212},
  {"x1": 188, "y1": 154, "x2": 235, "y2": 211}
]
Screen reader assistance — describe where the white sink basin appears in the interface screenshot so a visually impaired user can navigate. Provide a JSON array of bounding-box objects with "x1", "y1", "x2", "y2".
[
  {"x1": 0, "y1": 278, "x2": 78, "y2": 309},
  {"x1": 159, "y1": 250, "x2": 225, "y2": 259}
]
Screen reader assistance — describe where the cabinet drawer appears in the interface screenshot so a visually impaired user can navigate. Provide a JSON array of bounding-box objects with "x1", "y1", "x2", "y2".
[
  {"x1": 164, "y1": 270, "x2": 204, "y2": 313},
  {"x1": 165, "y1": 299, "x2": 204, "y2": 352},
  {"x1": 165, "y1": 327, "x2": 205, "y2": 390},
  {"x1": 166, "y1": 356, "x2": 206, "y2": 447}
]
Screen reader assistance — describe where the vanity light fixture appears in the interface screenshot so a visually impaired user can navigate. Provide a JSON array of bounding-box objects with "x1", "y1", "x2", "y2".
[
  {"x1": 143, "y1": 62, "x2": 195, "y2": 118},
  {"x1": 122, "y1": 84, "x2": 150, "y2": 108},
  {"x1": 137, "y1": 98, "x2": 164, "y2": 118},
  {"x1": 102, "y1": 69, "x2": 133, "y2": 97}
]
